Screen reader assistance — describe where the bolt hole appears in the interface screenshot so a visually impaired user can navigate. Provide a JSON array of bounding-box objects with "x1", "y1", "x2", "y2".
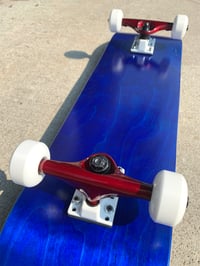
[
  {"x1": 74, "y1": 196, "x2": 80, "y2": 202},
  {"x1": 106, "y1": 205, "x2": 114, "y2": 213},
  {"x1": 105, "y1": 217, "x2": 110, "y2": 221},
  {"x1": 72, "y1": 207, "x2": 77, "y2": 212}
]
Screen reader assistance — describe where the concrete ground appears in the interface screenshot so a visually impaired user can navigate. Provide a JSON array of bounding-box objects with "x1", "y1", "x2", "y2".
[{"x1": 0, "y1": 0, "x2": 199, "y2": 265}]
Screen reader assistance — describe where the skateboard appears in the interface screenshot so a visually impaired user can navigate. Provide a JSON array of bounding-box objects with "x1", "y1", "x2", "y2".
[{"x1": 0, "y1": 9, "x2": 189, "y2": 265}]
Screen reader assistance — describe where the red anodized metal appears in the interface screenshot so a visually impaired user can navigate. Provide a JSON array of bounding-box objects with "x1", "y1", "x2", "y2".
[
  {"x1": 122, "y1": 18, "x2": 173, "y2": 35},
  {"x1": 39, "y1": 153, "x2": 153, "y2": 204}
]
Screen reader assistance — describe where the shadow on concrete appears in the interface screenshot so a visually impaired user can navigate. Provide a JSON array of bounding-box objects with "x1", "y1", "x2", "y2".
[
  {"x1": 64, "y1": 50, "x2": 91, "y2": 60},
  {"x1": 0, "y1": 170, "x2": 22, "y2": 230}
]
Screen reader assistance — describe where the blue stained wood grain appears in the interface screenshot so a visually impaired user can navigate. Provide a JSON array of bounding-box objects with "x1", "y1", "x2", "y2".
[{"x1": 0, "y1": 33, "x2": 182, "y2": 265}]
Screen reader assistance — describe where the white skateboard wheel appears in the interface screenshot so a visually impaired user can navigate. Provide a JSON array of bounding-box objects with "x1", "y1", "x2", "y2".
[
  {"x1": 149, "y1": 170, "x2": 188, "y2": 227},
  {"x1": 109, "y1": 9, "x2": 124, "y2": 32},
  {"x1": 10, "y1": 140, "x2": 50, "y2": 187},
  {"x1": 171, "y1": 15, "x2": 188, "y2": 39}
]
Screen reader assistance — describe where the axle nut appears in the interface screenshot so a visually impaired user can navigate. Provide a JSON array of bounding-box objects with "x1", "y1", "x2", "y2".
[{"x1": 88, "y1": 155, "x2": 112, "y2": 174}]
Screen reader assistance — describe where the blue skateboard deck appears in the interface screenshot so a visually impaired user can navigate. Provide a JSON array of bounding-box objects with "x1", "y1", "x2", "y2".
[{"x1": 0, "y1": 32, "x2": 182, "y2": 265}]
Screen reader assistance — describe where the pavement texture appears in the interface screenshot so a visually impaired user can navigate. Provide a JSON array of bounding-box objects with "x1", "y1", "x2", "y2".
[{"x1": 0, "y1": 0, "x2": 199, "y2": 265}]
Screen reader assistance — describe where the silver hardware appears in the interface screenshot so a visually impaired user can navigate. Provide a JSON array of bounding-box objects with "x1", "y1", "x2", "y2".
[
  {"x1": 68, "y1": 189, "x2": 119, "y2": 227},
  {"x1": 131, "y1": 36, "x2": 156, "y2": 55}
]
